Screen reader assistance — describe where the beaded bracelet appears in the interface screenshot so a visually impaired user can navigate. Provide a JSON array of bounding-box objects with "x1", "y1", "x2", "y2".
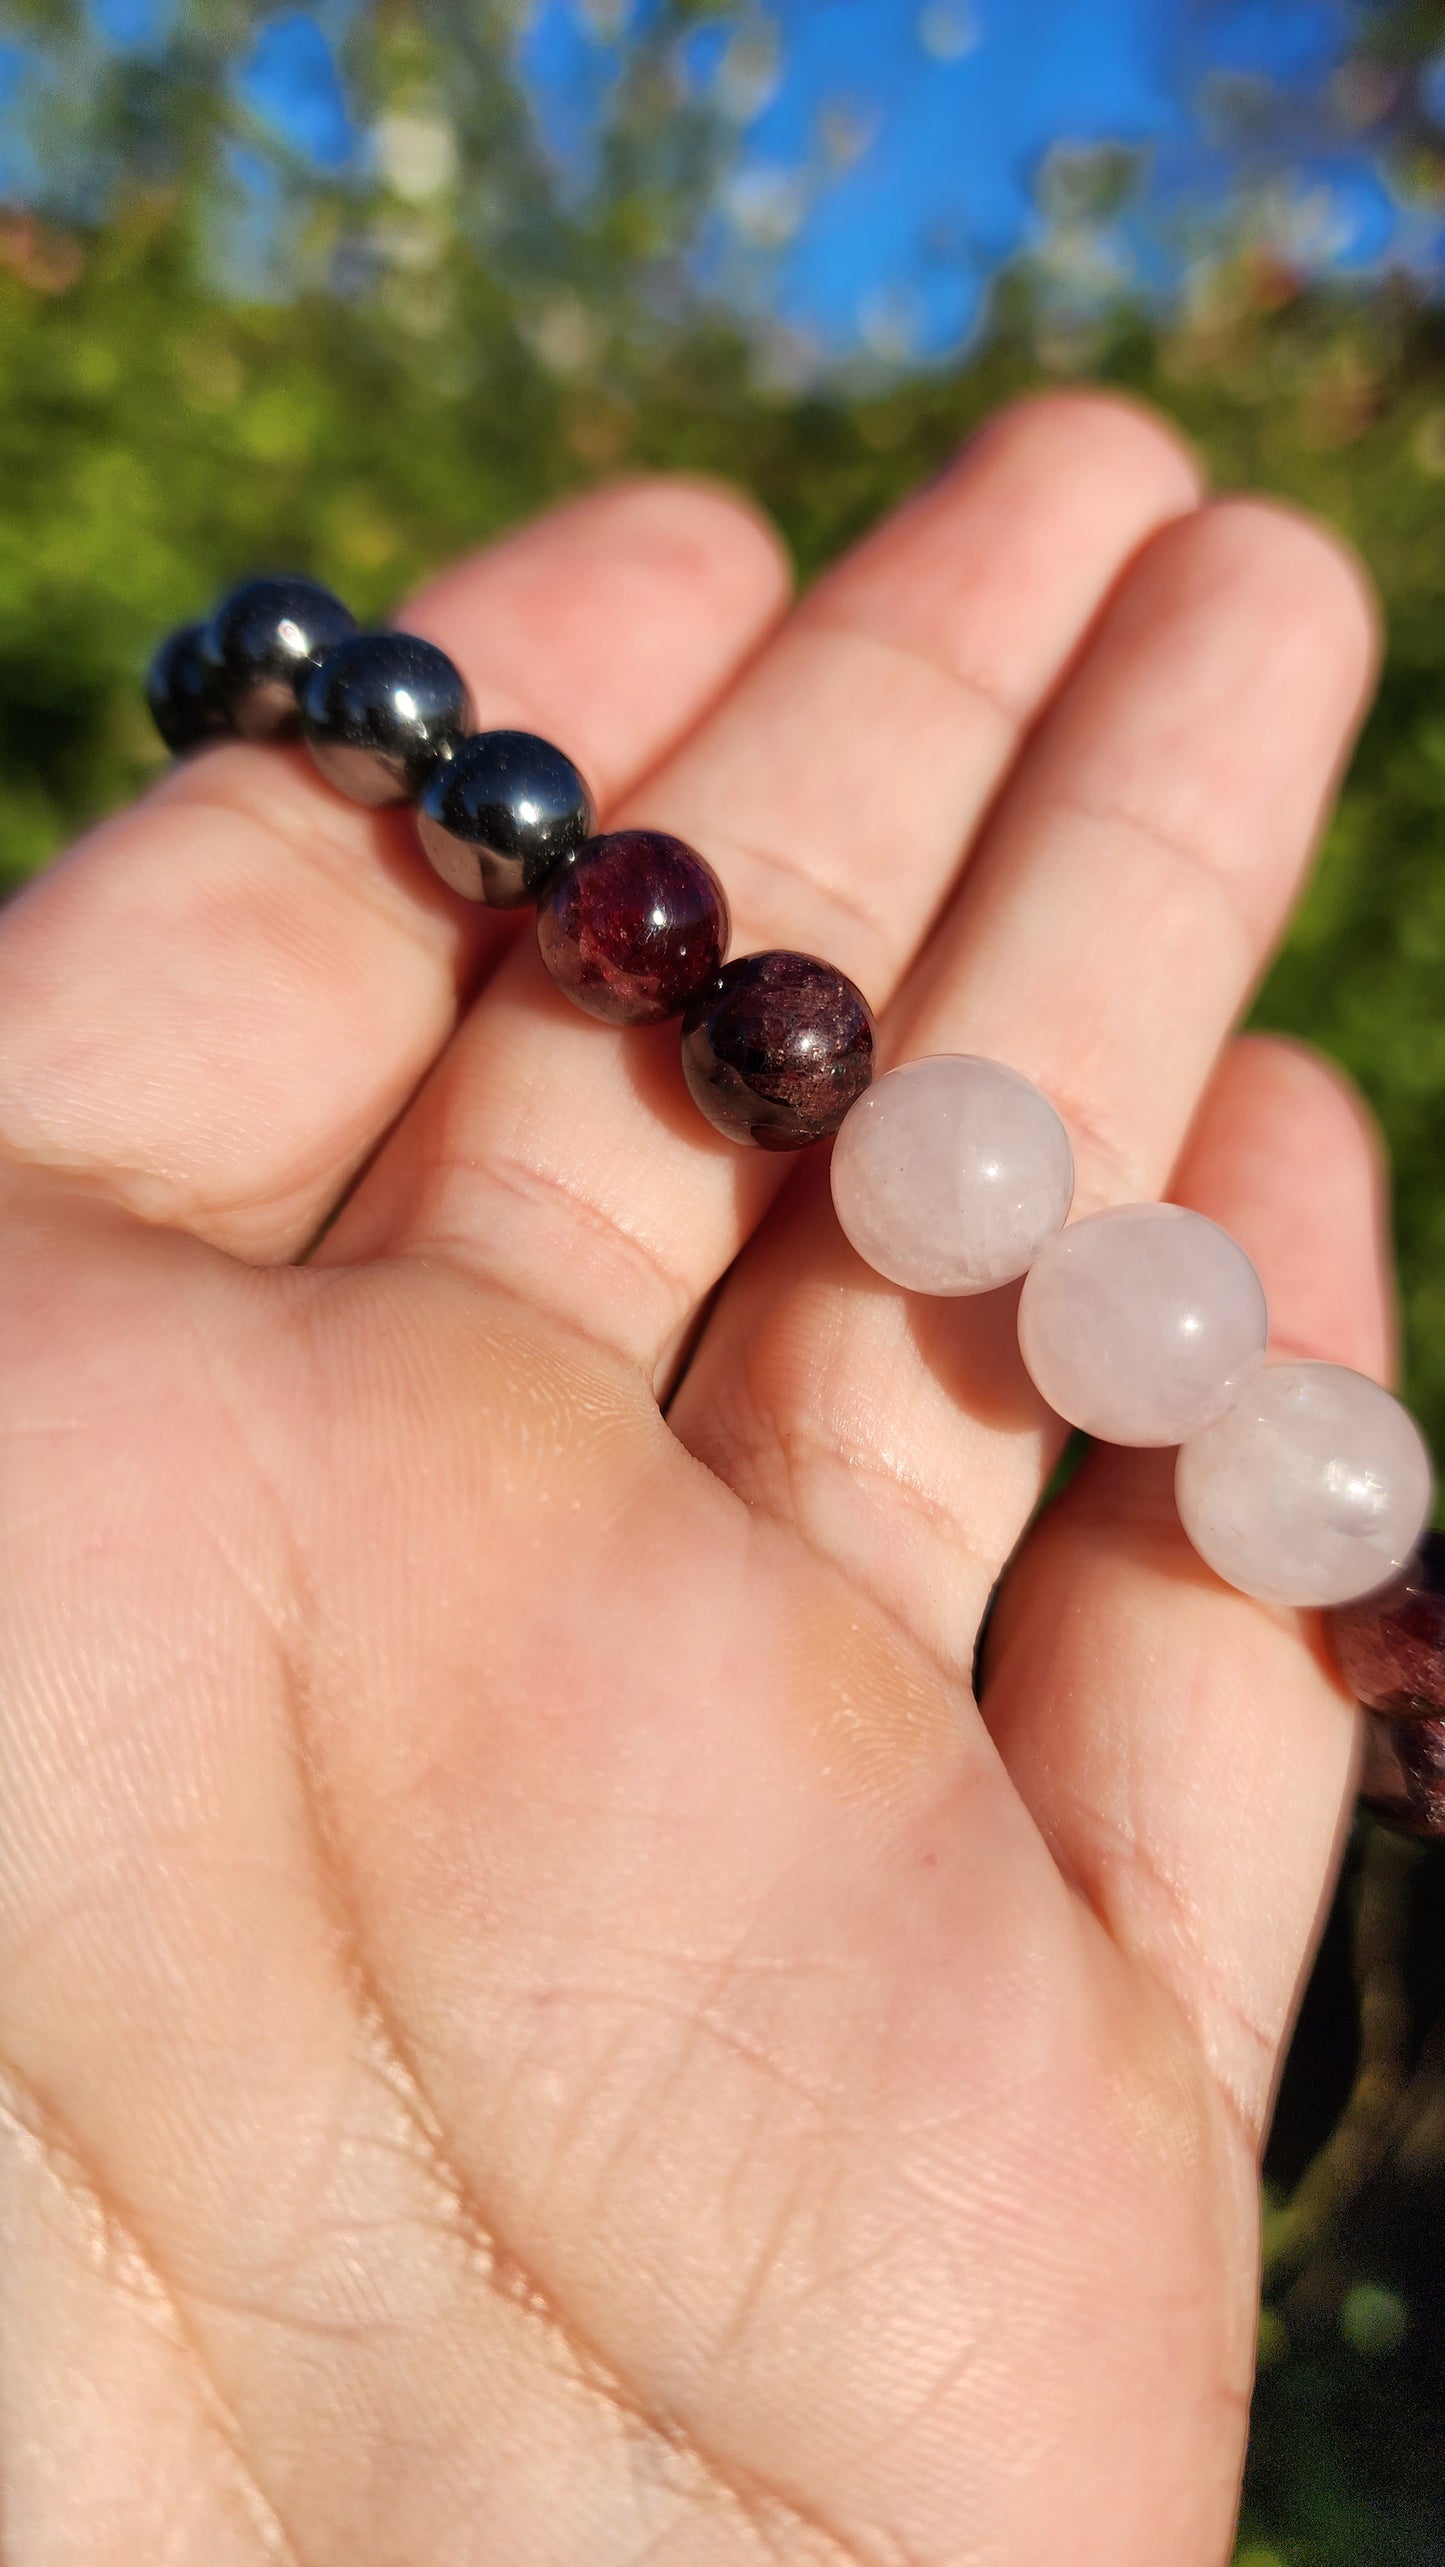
[
  {"x1": 148, "y1": 579, "x2": 876, "y2": 1154},
  {"x1": 147, "y1": 574, "x2": 1441, "y2": 1818}
]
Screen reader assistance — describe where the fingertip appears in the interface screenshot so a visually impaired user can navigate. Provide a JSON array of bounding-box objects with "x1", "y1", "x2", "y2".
[
  {"x1": 966, "y1": 386, "x2": 1207, "y2": 518},
  {"x1": 1208, "y1": 493, "x2": 1380, "y2": 668},
  {"x1": 587, "y1": 471, "x2": 795, "y2": 617},
  {"x1": 398, "y1": 475, "x2": 793, "y2": 805},
  {"x1": 407, "y1": 472, "x2": 791, "y2": 645},
  {"x1": 823, "y1": 384, "x2": 1210, "y2": 735},
  {"x1": 1224, "y1": 1030, "x2": 1388, "y2": 1167},
  {"x1": 1163, "y1": 494, "x2": 1380, "y2": 719},
  {"x1": 1176, "y1": 1031, "x2": 1396, "y2": 1386},
  {"x1": 1189, "y1": 1030, "x2": 1390, "y2": 1220}
]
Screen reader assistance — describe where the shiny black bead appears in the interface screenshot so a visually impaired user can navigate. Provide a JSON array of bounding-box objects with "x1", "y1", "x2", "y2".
[
  {"x1": 145, "y1": 622, "x2": 233, "y2": 756},
  {"x1": 417, "y1": 730, "x2": 595, "y2": 906},
  {"x1": 300, "y1": 633, "x2": 474, "y2": 807},
  {"x1": 680, "y1": 950, "x2": 876, "y2": 1150},
  {"x1": 202, "y1": 576, "x2": 357, "y2": 739}
]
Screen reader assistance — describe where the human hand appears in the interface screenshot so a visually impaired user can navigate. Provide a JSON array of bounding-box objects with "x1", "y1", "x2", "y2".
[{"x1": 0, "y1": 396, "x2": 1387, "y2": 2565}]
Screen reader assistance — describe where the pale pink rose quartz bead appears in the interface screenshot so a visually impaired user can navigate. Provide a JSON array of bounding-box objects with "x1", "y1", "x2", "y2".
[
  {"x1": 830, "y1": 1056, "x2": 1075, "y2": 1295},
  {"x1": 1017, "y1": 1202, "x2": 1268, "y2": 1447},
  {"x1": 1175, "y1": 1361, "x2": 1434, "y2": 1607}
]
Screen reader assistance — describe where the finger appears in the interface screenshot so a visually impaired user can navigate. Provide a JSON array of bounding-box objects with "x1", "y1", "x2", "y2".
[
  {"x1": 672, "y1": 500, "x2": 1378, "y2": 1669},
  {"x1": 0, "y1": 480, "x2": 789, "y2": 1259},
  {"x1": 981, "y1": 1034, "x2": 1393, "y2": 2137},
  {"x1": 327, "y1": 395, "x2": 1205, "y2": 1373}
]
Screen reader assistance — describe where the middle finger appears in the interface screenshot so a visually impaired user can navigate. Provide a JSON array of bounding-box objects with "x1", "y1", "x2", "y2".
[
  {"x1": 672, "y1": 495, "x2": 1378, "y2": 1672},
  {"x1": 324, "y1": 394, "x2": 1201, "y2": 1375}
]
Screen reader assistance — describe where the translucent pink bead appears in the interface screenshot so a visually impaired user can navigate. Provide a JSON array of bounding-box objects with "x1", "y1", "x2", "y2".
[
  {"x1": 1175, "y1": 1361, "x2": 1434, "y2": 1608},
  {"x1": 1017, "y1": 1202, "x2": 1267, "y2": 1446},
  {"x1": 830, "y1": 1056, "x2": 1075, "y2": 1295}
]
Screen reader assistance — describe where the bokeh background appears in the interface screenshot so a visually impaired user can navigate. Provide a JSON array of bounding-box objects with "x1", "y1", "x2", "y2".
[{"x1": 3, "y1": 0, "x2": 1445, "y2": 2554}]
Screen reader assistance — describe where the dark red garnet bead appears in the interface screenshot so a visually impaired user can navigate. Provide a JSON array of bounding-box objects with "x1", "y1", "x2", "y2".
[
  {"x1": 536, "y1": 829, "x2": 730, "y2": 1027},
  {"x1": 1360, "y1": 1710, "x2": 1445, "y2": 1838},
  {"x1": 1328, "y1": 1529, "x2": 1445, "y2": 1719},
  {"x1": 680, "y1": 949, "x2": 876, "y2": 1150}
]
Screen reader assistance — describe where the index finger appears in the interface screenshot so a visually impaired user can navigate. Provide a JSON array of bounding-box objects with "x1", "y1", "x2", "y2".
[{"x1": 0, "y1": 478, "x2": 789, "y2": 1260}]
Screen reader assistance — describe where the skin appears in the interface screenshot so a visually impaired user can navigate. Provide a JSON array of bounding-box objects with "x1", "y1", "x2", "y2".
[{"x1": 0, "y1": 394, "x2": 1397, "y2": 2566}]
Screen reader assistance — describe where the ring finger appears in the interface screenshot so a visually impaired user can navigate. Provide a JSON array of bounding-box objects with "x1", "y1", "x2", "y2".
[{"x1": 671, "y1": 495, "x2": 1378, "y2": 1671}]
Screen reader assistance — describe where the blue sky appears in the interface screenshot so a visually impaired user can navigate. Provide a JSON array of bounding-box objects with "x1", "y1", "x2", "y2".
[{"x1": 5, "y1": 0, "x2": 1439, "y2": 362}]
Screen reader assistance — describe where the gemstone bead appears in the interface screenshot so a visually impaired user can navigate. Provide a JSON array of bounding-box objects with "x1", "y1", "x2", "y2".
[
  {"x1": 1175, "y1": 1361, "x2": 1435, "y2": 1608},
  {"x1": 300, "y1": 632, "x2": 473, "y2": 806},
  {"x1": 202, "y1": 576, "x2": 357, "y2": 739},
  {"x1": 145, "y1": 622, "x2": 233, "y2": 756},
  {"x1": 417, "y1": 730, "x2": 595, "y2": 907},
  {"x1": 1360, "y1": 1712, "x2": 1445, "y2": 1838},
  {"x1": 1017, "y1": 1203, "x2": 1267, "y2": 1446},
  {"x1": 831, "y1": 1055, "x2": 1074, "y2": 1295},
  {"x1": 1326, "y1": 1530, "x2": 1445, "y2": 1717},
  {"x1": 681, "y1": 950, "x2": 876, "y2": 1151},
  {"x1": 536, "y1": 830, "x2": 729, "y2": 1026}
]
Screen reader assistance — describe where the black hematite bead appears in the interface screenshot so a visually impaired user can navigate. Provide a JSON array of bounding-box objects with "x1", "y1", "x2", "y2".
[
  {"x1": 1328, "y1": 1529, "x2": 1445, "y2": 1719},
  {"x1": 680, "y1": 950, "x2": 876, "y2": 1150},
  {"x1": 537, "y1": 830, "x2": 730, "y2": 1026},
  {"x1": 417, "y1": 730, "x2": 595, "y2": 907},
  {"x1": 1361, "y1": 1709, "x2": 1445, "y2": 1838},
  {"x1": 300, "y1": 633, "x2": 474, "y2": 807},
  {"x1": 146, "y1": 622, "x2": 233, "y2": 756},
  {"x1": 202, "y1": 576, "x2": 357, "y2": 739}
]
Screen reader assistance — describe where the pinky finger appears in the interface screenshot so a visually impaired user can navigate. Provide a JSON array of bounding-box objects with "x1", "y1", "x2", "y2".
[{"x1": 980, "y1": 1034, "x2": 1397, "y2": 2143}]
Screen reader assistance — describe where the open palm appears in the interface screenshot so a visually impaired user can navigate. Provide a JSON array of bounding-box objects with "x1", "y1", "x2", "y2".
[{"x1": 0, "y1": 397, "x2": 1392, "y2": 2566}]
